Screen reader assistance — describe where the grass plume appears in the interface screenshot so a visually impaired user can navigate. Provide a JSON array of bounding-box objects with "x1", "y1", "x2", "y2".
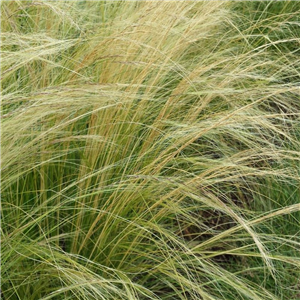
[{"x1": 1, "y1": 1, "x2": 300, "y2": 299}]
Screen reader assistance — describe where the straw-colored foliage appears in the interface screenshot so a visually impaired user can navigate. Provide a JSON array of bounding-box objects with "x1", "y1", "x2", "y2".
[{"x1": 1, "y1": 1, "x2": 300, "y2": 299}]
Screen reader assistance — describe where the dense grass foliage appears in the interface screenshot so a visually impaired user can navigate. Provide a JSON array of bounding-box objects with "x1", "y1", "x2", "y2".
[{"x1": 1, "y1": 1, "x2": 300, "y2": 299}]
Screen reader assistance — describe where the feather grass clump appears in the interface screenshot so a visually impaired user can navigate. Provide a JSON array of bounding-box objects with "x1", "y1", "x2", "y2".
[{"x1": 1, "y1": 1, "x2": 300, "y2": 299}]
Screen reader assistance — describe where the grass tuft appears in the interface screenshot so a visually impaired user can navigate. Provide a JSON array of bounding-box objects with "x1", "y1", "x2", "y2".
[{"x1": 1, "y1": 1, "x2": 300, "y2": 299}]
